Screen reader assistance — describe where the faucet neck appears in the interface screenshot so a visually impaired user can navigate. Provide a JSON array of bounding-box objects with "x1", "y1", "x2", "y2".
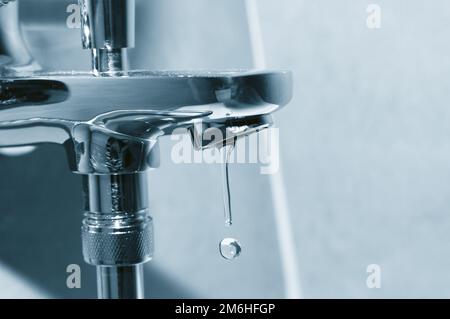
[
  {"x1": 91, "y1": 48, "x2": 129, "y2": 76},
  {"x1": 79, "y1": 0, "x2": 135, "y2": 75}
]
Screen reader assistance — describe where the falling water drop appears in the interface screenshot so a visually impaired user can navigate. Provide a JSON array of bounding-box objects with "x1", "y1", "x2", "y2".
[
  {"x1": 219, "y1": 138, "x2": 242, "y2": 260},
  {"x1": 219, "y1": 238, "x2": 242, "y2": 260},
  {"x1": 221, "y1": 140, "x2": 235, "y2": 226}
]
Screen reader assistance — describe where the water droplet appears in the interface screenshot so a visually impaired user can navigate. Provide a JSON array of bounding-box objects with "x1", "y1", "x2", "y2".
[
  {"x1": 219, "y1": 238, "x2": 242, "y2": 260},
  {"x1": 221, "y1": 141, "x2": 235, "y2": 226}
]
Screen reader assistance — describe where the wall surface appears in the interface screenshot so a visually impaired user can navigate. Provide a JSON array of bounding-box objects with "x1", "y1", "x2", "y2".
[{"x1": 259, "y1": 0, "x2": 450, "y2": 298}]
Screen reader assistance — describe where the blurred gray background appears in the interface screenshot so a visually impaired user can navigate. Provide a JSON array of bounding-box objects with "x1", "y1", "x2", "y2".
[{"x1": 0, "y1": 0, "x2": 449, "y2": 298}]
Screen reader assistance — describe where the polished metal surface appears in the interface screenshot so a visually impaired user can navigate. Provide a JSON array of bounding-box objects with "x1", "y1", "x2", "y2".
[
  {"x1": 190, "y1": 114, "x2": 274, "y2": 150},
  {"x1": 0, "y1": 71, "x2": 292, "y2": 122},
  {"x1": 80, "y1": 0, "x2": 135, "y2": 50},
  {"x1": 0, "y1": 0, "x2": 292, "y2": 299},
  {"x1": 0, "y1": 71, "x2": 292, "y2": 174},
  {"x1": 97, "y1": 265, "x2": 144, "y2": 299},
  {"x1": 80, "y1": 0, "x2": 135, "y2": 75},
  {"x1": 91, "y1": 48, "x2": 128, "y2": 75},
  {"x1": 82, "y1": 173, "x2": 153, "y2": 266},
  {"x1": 78, "y1": 0, "x2": 147, "y2": 299}
]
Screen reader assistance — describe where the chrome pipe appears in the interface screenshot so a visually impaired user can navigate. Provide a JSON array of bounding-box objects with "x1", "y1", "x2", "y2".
[
  {"x1": 97, "y1": 265, "x2": 144, "y2": 299},
  {"x1": 82, "y1": 173, "x2": 153, "y2": 299},
  {"x1": 80, "y1": 0, "x2": 135, "y2": 50},
  {"x1": 79, "y1": 0, "x2": 147, "y2": 299},
  {"x1": 91, "y1": 48, "x2": 129, "y2": 75},
  {"x1": 0, "y1": 0, "x2": 293, "y2": 301},
  {"x1": 80, "y1": 0, "x2": 135, "y2": 75}
]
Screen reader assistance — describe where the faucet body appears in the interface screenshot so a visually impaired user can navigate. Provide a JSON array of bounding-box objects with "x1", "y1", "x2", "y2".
[{"x1": 0, "y1": 0, "x2": 293, "y2": 299}]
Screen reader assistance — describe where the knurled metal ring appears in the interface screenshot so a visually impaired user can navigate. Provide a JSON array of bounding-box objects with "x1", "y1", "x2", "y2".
[{"x1": 82, "y1": 215, "x2": 154, "y2": 266}]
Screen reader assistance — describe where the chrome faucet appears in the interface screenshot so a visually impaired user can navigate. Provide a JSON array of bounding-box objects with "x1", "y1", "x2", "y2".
[{"x1": 0, "y1": 0, "x2": 292, "y2": 299}]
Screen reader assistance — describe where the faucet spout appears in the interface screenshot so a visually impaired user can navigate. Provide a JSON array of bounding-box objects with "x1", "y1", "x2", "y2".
[{"x1": 190, "y1": 115, "x2": 274, "y2": 150}]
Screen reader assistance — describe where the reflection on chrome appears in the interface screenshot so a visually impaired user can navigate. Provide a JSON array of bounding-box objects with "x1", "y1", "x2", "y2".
[{"x1": 0, "y1": 0, "x2": 292, "y2": 299}]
